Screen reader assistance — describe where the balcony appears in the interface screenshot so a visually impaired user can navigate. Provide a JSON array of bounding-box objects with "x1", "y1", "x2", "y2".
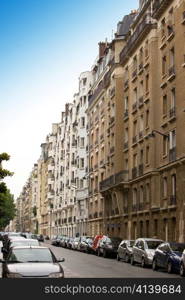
[
  {"x1": 167, "y1": 25, "x2": 175, "y2": 40},
  {"x1": 124, "y1": 109, "x2": 129, "y2": 119},
  {"x1": 99, "y1": 170, "x2": 129, "y2": 192},
  {"x1": 169, "y1": 147, "x2": 176, "y2": 162},
  {"x1": 120, "y1": 15, "x2": 155, "y2": 65},
  {"x1": 138, "y1": 164, "x2": 144, "y2": 176},
  {"x1": 169, "y1": 195, "x2": 176, "y2": 206},
  {"x1": 153, "y1": 0, "x2": 172, "y2": 19},
  {"x1": 169, "y1": 107, "x2": 176, "y2": 119},
  {"x1": 132, "y1": 167, "x2": 138, "y2": 179},
  {"x1": 168, "y1": 65, "x2": 175, "y2": 81}
]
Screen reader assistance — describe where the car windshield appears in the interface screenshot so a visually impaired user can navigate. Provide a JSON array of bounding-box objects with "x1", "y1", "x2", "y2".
[
  {"x1": 170, "y1": 244, "x2": 185, "y2": 253},
  {"x1": 146, "y1": 240, "x2": 163, "y2": 249},
  {"x1": 11, "y1": 240, "x2": 39, "y2": 247},
  {"x1": 8, "y1": 248, "x2": 54, "y2": 263}
]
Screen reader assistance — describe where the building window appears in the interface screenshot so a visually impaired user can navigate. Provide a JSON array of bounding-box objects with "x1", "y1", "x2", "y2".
[
  {"x1": 162, "y1": 55, "x2": 167, "y2": 76},
  {"x1": 171, "y1": 88, "x2": 176, "y2": 109},
  {"x1": 161, "y1": 18, "x2": 166, "y2": 39},
  {"x1": 124, "y1": 96, "x2": 129, "y2": 111},
  {"x1": 140, "y1": 186, "x2": 144, "y2": 203},
  {"x1": 80, "y1": 158, "x2": 85, "y2": 169},
  {"x1": 146, "y1": 110, "x2": 149, "y2": 128},
  {"x1": 163, "y1": 94, "x2": 167, "y2": 116},
  {"x1": 140, "y1": 115, "x2": 144, "y2": 132},
  {"x1": 146, "y1": 146, "x2": 150, "y2": 165},
  {"x1": 163, "y1": 136, "x2": 168, "y2": 157},
  {"x1": 145, "y1": 74, "x2": 149, "y2": 93},
  {"x1": 171, "y1": 174, "x2": 176, "y2": 196},
  {"x1": 133, "y1": 153, "x2": 138, "y2": 168},
  {"x1": 169, "y1": 47, "x2": 175, "y2": 68},
  {"x1": 163, "y1": 177, "x2": 168, "y2": 198},
  {"x1": 80, "y1": 137, "x2": 85, "y2": 148},
  {"x1": 146, "y1": 183, "x2": 150, "y2": 203},
  {"x1": 81, "y1": 117, "x2": 85, "y2": 128},
  {"x1": 145, "y1": 40, "x2": 149, "y2": 58},
  {"x1": 133, "y1": 188, "x2": 137, "y2": 206},
  {"x1": 169, "y1": 129, "x2": 176, "y2": 149}
]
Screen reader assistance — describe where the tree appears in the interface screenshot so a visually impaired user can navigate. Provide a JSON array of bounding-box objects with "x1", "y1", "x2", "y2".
[{"x1": 0, "y1": 153, "x2": 15, "y2": 230}]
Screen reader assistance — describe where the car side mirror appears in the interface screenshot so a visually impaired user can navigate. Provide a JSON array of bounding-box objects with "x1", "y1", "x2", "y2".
[{"x1": 58, "y1": 258, "x2": 65, "y2": 263}]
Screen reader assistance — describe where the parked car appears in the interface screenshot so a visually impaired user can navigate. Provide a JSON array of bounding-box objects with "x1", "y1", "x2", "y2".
[
  {"x1": 59, "y1": 236, "x2": 69, "y2": 248},
  {"x1": 51, "y1": 236, "x2": 58, "y2": 246},
  {"x1": 66, "y1": 238, "x2": 74, "y2": 249},
  {"x1": 117, "y1": 240, "x2": 135, "y2": 262},
  {"x1": 45, "y1": 235, "x2": 50, "y2": 240},
  {"x1": 83, "y1": 238, "x2": 94, "y2": 254},
  {"x1": 97, "y1": 236, "x2": 122, "y2": 258},
  {"x1": 72, "y1": 237, "x2": 80, "y2": 250},
  {"x1": 77, "y1": 236, "x2": 92, "y2": 252},
  {"x1": 130, "y1": 238, "x2": 163, "y2": 267},
  {"x1": 37, "y1": 234, "x2": 44, "y2": 242},
  {"x1": 0, "y1": 241, "x2": 3, "y2": 261},
  {"x1": 152, "y1": 242, "x2": 185, "y2": 274},
  {"x1": 180, "y1": 249, "x2": 185, "y2": 277},
  {"x1": 0, "y1": 246, "x2": 65, "y2": 278},
  {"x1": 56, "y1": 235, "x2": 65, "y2": 247},
  {"x1": 91, "y1": 235, "x2": 104, "y2": 254}
]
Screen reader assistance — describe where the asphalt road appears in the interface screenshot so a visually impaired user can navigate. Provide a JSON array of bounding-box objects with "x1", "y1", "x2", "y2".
[
  {"x1": 0, "y1": 242, "x2": 180, "y2": 278},
  {"x1": 46, "y1": 242, "x2": 179, "y2": 278}
]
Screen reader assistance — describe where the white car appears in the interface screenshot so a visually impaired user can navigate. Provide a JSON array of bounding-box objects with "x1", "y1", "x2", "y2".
[{"x1": 180, "y1": 249, "x2": 185, "y2": 276}]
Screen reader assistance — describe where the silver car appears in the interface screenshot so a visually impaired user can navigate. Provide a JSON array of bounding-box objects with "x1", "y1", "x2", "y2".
[
  {"x1": 130, "y1": 238, "x2": 163, "y2": 267},
  {"x1": 180, "y1": 249, "x2": 185, "y2": 276}
]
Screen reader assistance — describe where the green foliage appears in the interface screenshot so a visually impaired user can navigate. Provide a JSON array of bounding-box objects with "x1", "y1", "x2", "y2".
[
  {"x1": 0, "y1": 190, "x2": 16, "y2": 230},
  {"x1": 0, "y1": 153, "x2": 15, "y2": 230}
]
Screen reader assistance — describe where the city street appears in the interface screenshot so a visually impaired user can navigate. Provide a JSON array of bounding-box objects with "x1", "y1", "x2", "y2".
[{"x1": 44, "y1": 242, "x2": 179, "y2": 278}]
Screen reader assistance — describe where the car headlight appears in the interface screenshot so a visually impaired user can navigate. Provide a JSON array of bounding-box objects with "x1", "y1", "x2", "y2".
[
  {"x1": 7, "y1": 272, "x2": 22, "y2": 278},
  {"x1": 49, "y1": 272, "x2": 64, "y2": 278}
]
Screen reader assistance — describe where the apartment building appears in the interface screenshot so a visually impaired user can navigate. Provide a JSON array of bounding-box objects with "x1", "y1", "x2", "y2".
[{"x1": 75, "y1": 71, "x2": 92, "y2": 236}]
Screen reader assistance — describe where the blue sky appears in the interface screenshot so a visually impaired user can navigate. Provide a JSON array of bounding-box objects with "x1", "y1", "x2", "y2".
[{"x1": 0, "y1": 0, "x2": 139, "y2": 198}]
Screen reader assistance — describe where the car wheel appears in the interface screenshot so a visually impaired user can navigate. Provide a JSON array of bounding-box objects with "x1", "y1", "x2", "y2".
[
  {"x1": 117, "y1": 253, "x2": 120, "y2": 261},
  {"x1": 152, "y1": 259, "x2": 158, "y2": 271},
  {"x1": 130, "y1": 255, "x2": 135, "y2": 265},
  {"x1": 180, "y1": 264, "x2": 185, "y2": 277},
  {"x1": 167, "y1": 261, "x2": 173, "y2": 274},
  {"x1": 103, "y1": 249, "x2": 107, "y2": 258},
  {"x1": 141, "y1": 257, "x2": 146, "y2": 268},
  {"x1": 125, "y1": 254, "x2": 129, "y2": 263}
]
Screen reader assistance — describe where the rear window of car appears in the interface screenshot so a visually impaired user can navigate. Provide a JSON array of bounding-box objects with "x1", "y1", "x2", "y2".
[
  {"x1": 170, "y1": 243, "x2": 185, "y2": 253},
  {"x1": 146, "y1": 240, "x2": 163, "y2": 249}
]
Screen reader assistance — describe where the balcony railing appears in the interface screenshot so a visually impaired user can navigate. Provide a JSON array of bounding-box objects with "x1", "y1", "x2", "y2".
[
  {"x1": 169, "y1": 195, "x2": 176, "y2": 205},
  {"x1": 169, "y1": 147, "x2": 176, "y2": 162},
  {"x1": 169, "y1": 107, "x2": 176, "y2": 119},
  {"x1": 139, "y1": 62, "x2": 143, "y2": 72},
  {"x1": 99, "y1": 170, "x2": 129, "y2": 192},
  {"x1": 132, "y1": 167, "x2": 138, "y2": 179}
]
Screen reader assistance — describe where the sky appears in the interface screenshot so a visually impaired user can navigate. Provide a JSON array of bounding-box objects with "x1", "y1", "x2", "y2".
[{"x1": 0, "y1": 0, "x2": 139, "y2": 199}]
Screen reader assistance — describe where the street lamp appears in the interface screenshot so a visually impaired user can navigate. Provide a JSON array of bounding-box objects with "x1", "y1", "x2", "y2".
[{"x1": 149, "y1": 130, "x2": 169, "y2": 140}]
